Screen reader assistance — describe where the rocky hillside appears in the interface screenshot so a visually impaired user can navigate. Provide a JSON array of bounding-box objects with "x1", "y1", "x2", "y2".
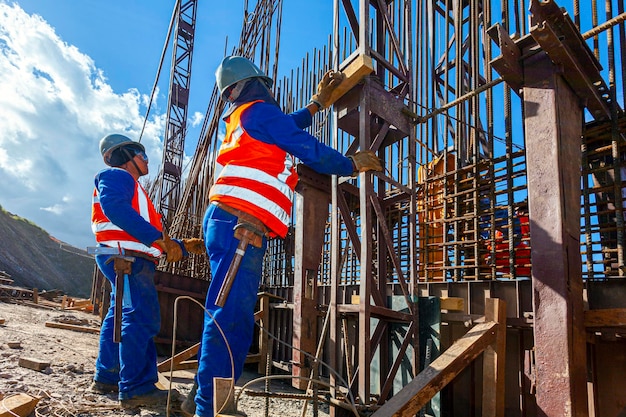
[{"x1": 0, "y1": 205, "x2": 95, "y2": 298}]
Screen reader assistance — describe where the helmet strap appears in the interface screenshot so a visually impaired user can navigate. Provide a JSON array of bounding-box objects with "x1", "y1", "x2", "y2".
[
  {"x1": 226, "y1": 79, "x2": 249, "y2": 102},
  {"x1": 122, "y1": 148, "x2": 145, "y2": 178}
]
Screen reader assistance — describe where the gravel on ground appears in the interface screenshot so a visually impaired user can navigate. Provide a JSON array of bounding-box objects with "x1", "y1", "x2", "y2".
[{"x1": 0, "y1": 301, "x2": 331, "y2": 417}]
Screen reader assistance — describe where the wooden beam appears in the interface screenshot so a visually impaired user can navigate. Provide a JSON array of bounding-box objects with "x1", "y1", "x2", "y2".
[
  {"x1": 584, "y1": 308, "x2": 626, "y2": 327},
  {"x1": 326, "y1": 54, "x2": 374, "y2": 108},
  {"x1": 157, "y1": 343, "x2": 199, "y2": 372},
  {"x1": 371, "y1": 321, "x2": 498, "y2": 417},
  {"x1": 482, "y1": 298, "x2": 507, "y2": 417},
  {"x1": 0, "y1": 393, "x2": 39, "y2": 417},
  {"x1": 440, "y1": 297, "x2": 464, "y2": 311},
  {"x1": 44, "y1": 321, "x2": 100, "y2": 334}
]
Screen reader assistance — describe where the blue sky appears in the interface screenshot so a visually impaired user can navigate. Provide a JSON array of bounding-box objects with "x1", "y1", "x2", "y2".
[{"x1": 0, "y1": 1, "x2": 332, "y2": 249}]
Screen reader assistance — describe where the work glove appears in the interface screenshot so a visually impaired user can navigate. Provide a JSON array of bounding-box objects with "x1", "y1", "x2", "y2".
[
  {"x1": 154, "y1": 232, "x2": 183, "y2": 263},
  {"x1": 310, "y1": 70, "x2": 344, "y2": 109},
  {"x1": 182, "y1": 238, "x2": 205, "y2": 255},
  {"x1": 348, "y1": 150, "x2": 383, "y2": 176}
]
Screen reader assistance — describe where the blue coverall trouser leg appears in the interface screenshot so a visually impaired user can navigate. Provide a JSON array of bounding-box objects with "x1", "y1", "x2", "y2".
[
  {"x1": 93, "y1": 256, "x2": 161, "y2": 400},
  {"x1": 194, "y1": 204, "x2": 266, "y2": 417}
]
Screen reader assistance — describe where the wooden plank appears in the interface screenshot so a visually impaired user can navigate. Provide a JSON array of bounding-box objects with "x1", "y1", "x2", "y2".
[
  {"x1": 326, "y1": 54, "x2": 374, "y2": 107},
  {"x1": 584, "y1": 308, "x2": 626, "y2": 327},
  {"x1": 173, "y1": 360, "x2": 198, "y2": 370},
  {"x1": 157, "y1": 343, "x2": 199, "y2": 372},
  {"x1": 214, "y1": 377, "x2": 237, "y2": 416},
  {"x1": 70, "y1": 299, "x2": 93, "y2": 307},
  {"x1": 0, "y1": 393, "x2": 39, "y2": 417},
  {"x1": 64, "y1": 304, "x2": 94, "y2": 312},
  {"x1": 482, "y1": 298, "x2": 507, "y2": 417},
  {"x1": 440, "y1": 297, "x2": 464, "y2": 311},
  {"x1": 371, "y1": 321, "x2": 498, "y2": 417},
  {"x1": 18, "y1": 357, "x2": 50, "y2": 371},
  {"x1": 44, "y1": 321, "x2": 100, "y2": 334},
  {"x1": 256, "y1": 293, "x2": 271, "y2": 374}
]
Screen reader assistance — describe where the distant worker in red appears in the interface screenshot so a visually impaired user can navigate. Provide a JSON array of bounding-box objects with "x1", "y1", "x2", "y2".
[
  {"x1": 185, "y1": 56, "x2": 382, "y2": 417},
  {"x1": 90, "y1": 134, "x2": 204, "y2": 408}
]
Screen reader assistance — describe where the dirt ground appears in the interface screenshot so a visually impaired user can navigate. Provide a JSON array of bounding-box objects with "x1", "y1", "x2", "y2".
[{"x1": 0, "y1": 301, "x2": 331, "y2": 417}]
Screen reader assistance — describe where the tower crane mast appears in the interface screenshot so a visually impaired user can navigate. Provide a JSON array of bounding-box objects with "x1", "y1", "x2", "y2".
[{"x1": 154, "y1": 0, "x2": 198, "y2": 229}]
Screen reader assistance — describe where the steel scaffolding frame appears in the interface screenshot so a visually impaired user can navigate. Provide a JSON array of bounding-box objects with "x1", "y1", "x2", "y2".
[{"x1": 146, "y1": 0, "x2": 626, "y2": 415}]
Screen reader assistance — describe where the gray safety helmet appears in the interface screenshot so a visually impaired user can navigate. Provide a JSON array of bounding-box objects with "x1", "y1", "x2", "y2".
[
  {"x1": 215, "y1": 56, "x2": 273, "y2": 97},
  {"x1": 99, "y1": 133, "x2": 145, "y2": 167}
]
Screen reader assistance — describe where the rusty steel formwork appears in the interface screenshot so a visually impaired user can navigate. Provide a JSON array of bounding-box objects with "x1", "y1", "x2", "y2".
[{"x1": 140, "y1": 0, "x2": 626, "y2": 416}]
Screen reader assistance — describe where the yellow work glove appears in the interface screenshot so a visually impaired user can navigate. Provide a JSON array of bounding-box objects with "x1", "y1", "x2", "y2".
[
  {"x1": 154, "y1": 233, "x2": 183, "y2": 263},
  {"x1": 348, "y1": 151, "x2": 383, "y2": 176},
  {"x1": 182, "y1": 238, "x2": 205, "y2": 255},
  {"x1": 310, "y1": 70, "x2": 345, "y2": 109}
]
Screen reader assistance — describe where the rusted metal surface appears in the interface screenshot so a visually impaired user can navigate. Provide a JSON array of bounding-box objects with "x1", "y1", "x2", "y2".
[
  {"x1": 130, "y1": 0, "x2": 626, "y2": 415},
  {"x1": 529, "y1": 0, "x2": 613, "y2": 122},
  {"x1": 291, "y1": 165, "x2": 331, "y2": 389},
  {"x1": 153, "y1": 270, "x2": 208, "y2": 352},
  {"x1": 522, "y1": 48, "x2": 588, "y2": 416}
]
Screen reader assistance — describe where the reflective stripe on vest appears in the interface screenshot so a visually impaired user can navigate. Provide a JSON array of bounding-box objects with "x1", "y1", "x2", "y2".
[
  {"x1": 209, "y1": 100, "x2": 298, "y2": 238},
  {"x1": 91, "y1": 182, "x2": 163, "y2": 258}
]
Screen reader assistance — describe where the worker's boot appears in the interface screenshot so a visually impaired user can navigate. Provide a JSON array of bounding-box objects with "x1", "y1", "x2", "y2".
[
  {"x1": 120, "y1": 387, "x2": 179, "y2": 408},
  {"x1": 180, "y1": 381, "x2": 197, "y2": 416},
  {"x1": 89, "y1": 380, "x2": 118, "y2": 394}
]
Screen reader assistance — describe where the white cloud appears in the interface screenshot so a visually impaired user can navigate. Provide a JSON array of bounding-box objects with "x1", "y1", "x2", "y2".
[
  {"x1": 190, "y1": 111, "x2": 204, "y2": 128},
  {"x1": 0, "y1": 3, "x2": 166, "y2": 249}
]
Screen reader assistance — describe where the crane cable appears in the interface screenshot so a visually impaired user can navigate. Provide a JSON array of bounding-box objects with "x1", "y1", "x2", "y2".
[{"x1": 138, "y1": 0, "x2": 180, "y2": 143}]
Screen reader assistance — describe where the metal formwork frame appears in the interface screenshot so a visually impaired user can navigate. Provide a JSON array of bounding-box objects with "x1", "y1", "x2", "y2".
[
  {"x1": 143, "y1": 0, "x2": 626, "y2": 415},
  {"x1": 322, "y1": 0, "x2": 418, "y2": 410}
]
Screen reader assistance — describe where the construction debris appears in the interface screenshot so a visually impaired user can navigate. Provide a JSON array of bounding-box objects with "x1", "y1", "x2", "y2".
[
  {"x1": 44, "y1": 321, "x2": 100, "y2": 334},
  {"x1": 0, "y1": 393, "x2": 39, "y2": 417},
  {"x1": 0, "y1": 271, "x2": 93, "y2": 312},
  {"x1": 17, "y1": 357, "x2": 50, "y2": 372}
]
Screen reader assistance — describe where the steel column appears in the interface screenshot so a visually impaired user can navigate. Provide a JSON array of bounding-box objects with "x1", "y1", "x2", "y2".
[
  {"x1": 292, "y1": 166, "x2": 332, "y2": 390},
  {"x1": 522, "y1": 50, "x2": 588, "y2": 417}
]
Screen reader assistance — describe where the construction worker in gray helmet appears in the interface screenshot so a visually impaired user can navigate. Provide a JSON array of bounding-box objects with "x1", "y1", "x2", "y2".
[
  {"x1": 186, "y1": 55, "x2": 383, "y2": 417},
  {"x1": 215, "y1": 56, "x2": 273, "y2": 98},
  {"x1": 99, "y1": 133, "x2": 146, "y2": 167}
]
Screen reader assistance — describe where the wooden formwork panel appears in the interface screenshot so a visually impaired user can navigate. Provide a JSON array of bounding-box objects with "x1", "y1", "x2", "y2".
[
  {"x1": 589, "y1": 338, "x2": 626, "y2": 416},
  {"x1": 154, "y1": 270, "x2": 208, "y2": 354}
]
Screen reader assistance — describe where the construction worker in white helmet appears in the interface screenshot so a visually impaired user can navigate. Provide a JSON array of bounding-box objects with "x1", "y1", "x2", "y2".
[{"x1": 183, "y1": 56, "x2": 382, "y2": 417}]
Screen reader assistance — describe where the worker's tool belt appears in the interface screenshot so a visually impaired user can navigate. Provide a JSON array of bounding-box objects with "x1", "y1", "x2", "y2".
[
  {"x1": 124, "y1": 249, "x2": 160, "y2": 262},
  {"x1": 112, "y1": 257, "x2": 133, "y2": 275},
  {"x1": 212, "y1": 201, "x2": 268, "y2": 248},
  {"x1": 101, "y1": 247, "x2": 159, "y2": 264}
]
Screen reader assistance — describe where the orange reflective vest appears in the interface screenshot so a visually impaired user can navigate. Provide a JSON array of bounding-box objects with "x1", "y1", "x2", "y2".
[
  {"x1": 91, "y1": 180, "x2": 163, "y2": 258},
  {"x1": 209, "y1": 100, "x2": 298, "y2": 238}
]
